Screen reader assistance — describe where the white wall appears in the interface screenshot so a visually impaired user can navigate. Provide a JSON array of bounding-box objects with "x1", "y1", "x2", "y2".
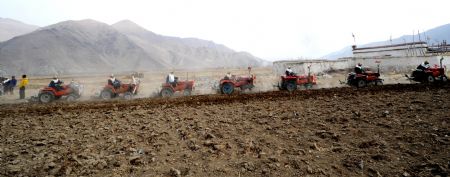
[{"x1": 273, "y1": 55, "x2": 450, "y2": 76}]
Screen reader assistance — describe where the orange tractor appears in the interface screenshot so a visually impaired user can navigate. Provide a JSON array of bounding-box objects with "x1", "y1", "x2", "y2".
[
  {"x1": 36, "y1": 81, "x2": 83, "y2": 103},
  {"x1": 219, "y1": 75, "x2": 256, "y2": 95},
  {"x1": 278, "y1": 65, "x2": 317, "y2": 91},
  {"x1": 100, "y1": 81, "x2": 140, "y2": 100},
  {"x1": 160, "y1": 78, "x2": 195, "y2": 97},
  {"x1": 278, "y1": 75, "x2": 317, "y2": 91}
]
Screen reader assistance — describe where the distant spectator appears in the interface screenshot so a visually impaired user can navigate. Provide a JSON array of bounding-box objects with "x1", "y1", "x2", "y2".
[
  {"x1": 18, "y1": 75, "x2": 28, "y2": 99},
  {"x1": 7, "y1": 76, "x2": 17, "y2": 95}
]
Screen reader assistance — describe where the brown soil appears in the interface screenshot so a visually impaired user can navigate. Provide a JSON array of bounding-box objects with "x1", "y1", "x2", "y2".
[{"x1": 1, "y1": 84, "x2": 449, "y2": 177}]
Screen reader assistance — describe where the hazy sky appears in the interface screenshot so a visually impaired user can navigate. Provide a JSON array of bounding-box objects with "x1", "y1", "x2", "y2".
[{"x1": 0, "y1": 0, "x2": 449, "y2": 60}]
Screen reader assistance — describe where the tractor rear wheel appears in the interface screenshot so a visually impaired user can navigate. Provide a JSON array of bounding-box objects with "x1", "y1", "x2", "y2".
[
  {"x1": 39, "y1": 92, "x2": 54, "y2": 103},
  {"x1": 160, "y1": 88, "x2": 173, "y2": 97},
  {"x1": 123, "y1": 92, "x2": 133, "y2": 100},
  {"x1": 427, "y1": 75, "x2": 435, "y2": 83},
  {"x1": 357, "y1": 80, "x2": 366, "y2": 88},
  {"x1": 286, "y1": 82, "x2": 297, "y2": 92},
  {"x1": 183, "y1": 89, "x2": 192, "y2": 96},
  {"x1": 221, "y1": 83, "x2": 234, "y2": 95},
  {"x1": 100, "y1": 90, "x2": 113, "y2": 100}
]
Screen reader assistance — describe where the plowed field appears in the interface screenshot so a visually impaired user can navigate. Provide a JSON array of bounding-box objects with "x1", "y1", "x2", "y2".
[{"x1": 1, "y1": 84, "x2": 449, "y2": 177}]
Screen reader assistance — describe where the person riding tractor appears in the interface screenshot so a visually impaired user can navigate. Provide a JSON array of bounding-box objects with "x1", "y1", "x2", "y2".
[
  {"x1": 166, "y1": 71, "x2": 177, "y2": 87},
  {"x1": 49, "y1": 76, "x2": 63, "y2": 91},
  {"x1": 354, "y1": 63, "x2": 365, "y2": 74},
  {"x1": 108, "y1": 74, "x2": 121, "y2": 89},
  {"x1": 285, "y1": 66, "x2": 295, "y2": 76},
  {"x1": 224, "y1": 72, "x2": 232, "y2": 80},
  {"x1": 416, "y1": 61, "x2": 430, "y2": 72}
]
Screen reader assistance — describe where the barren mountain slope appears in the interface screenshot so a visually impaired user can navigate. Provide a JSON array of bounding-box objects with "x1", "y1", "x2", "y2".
[
  {"x1": 112, "y1": 20, "x2": 264, "y2": 69},
  {"x1": 0, "y1": 19, "x2": 166, "y2": 75},
  {"x1": 0, "y1": 17, "x2": 38, "y2": 42}
]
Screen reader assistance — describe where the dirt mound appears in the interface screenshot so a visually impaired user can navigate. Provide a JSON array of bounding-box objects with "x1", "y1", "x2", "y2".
[{"x1": 1, "y1": 84, "x2": 449, "y2": 176}]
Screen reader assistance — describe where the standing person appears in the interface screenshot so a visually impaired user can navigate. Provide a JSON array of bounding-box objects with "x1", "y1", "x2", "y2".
[
  {"x1": 18, "y1": 75, "x2": 28, "y2": 99},
  {"x1": 7, "y1": 76, "x2": 17, "y2": 95}
]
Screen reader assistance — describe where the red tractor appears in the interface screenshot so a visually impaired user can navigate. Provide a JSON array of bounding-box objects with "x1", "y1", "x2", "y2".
[
  {"x1": 278, "y1": 74, "x2": 317, "y2": 91},
  {"x1": 37, "y1": 81, "x2": 83, "y2": 103},
  {"x1": 160, "y1": 79, "x2": 195, "y2": 97},
  {"x1": 278, "y1": 65, "x2": 317, "y2": 91},
  {"x1": 345, "y1": 62, "x2": 383, "y2": 87},
  {"x1": 405, "y1": 58, "x2": 448, "y2": 83},
  {"x1": 100, "y1": 82, "x2": 140, "y2": 100},
  {"x1": 219, "y1": 75, "x2": 256, "y2": 95}
]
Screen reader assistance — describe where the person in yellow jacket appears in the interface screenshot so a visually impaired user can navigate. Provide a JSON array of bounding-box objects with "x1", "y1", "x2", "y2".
[{"x1": 18, "y1": 75, "x2": 28, "y2": 99}]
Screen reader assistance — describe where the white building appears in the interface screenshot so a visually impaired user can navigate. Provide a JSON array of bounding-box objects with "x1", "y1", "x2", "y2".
[{"x1": 352, "y1": 42, "x2": 428, "y2": 58}]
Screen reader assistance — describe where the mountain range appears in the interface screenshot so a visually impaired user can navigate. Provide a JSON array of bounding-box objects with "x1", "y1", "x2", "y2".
[
  {"x1": 0, "y1": 18, "x2": 265, "y2": 75},
  {"x1": 0, "y1": 18, "x2": 38, "y2": 42},
  {"x1": 324, "y1": 23, "x2": 450, "y2": 59}
]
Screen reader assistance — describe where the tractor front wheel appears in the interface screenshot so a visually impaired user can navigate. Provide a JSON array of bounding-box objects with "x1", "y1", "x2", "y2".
[
  {"x1": 427, "y1": 75, "x2": 435, "y2": 83},
  {"x1": 39, "y1": 92, "x2": 54, "y2": 103},
  {"x1": 160, "y1": 88, "x2": 174, "y2": 97},
  {"x1": 221, "y1": 83, "x2": 234, "y2": 95},
  {"x1": 375, "y1": 80, "x2": 383, "y2": 86},
  {"x1": 100, "y1": 90, "x2": 113, "y2": 100},
  {"x1": 183, "y1": 89, "x2": 192, "y2": 96},
  {"x1": 123, "y1": 92, "x2": 133, "y2": 100},
  {"x1": 441, "y1": 75, "x2": 447, "y2": 82},
  {"x1": 66, "y1": 94, "x2": 78, "y2": 102},
  {"x1": 286, "y1": 82, "x2": 297, "y2": 92}
]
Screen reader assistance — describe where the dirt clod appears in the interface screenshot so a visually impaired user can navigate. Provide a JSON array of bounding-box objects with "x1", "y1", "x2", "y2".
[{"x1": 170, "y1": 167, "x2": 181, "y2": 177}]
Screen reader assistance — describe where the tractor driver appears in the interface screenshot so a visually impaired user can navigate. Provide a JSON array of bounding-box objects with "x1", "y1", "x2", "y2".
[
  {"x1": 417, "y1": 61, "x2": 430, "y2": 71},
  {"x1": 166, "y1": 71, "x2": 177, "y2": 87},
  {"x1": 224, "y1": 72, "x2": 232, "y2": 80},
  {"x1": 354, "y1": 63, "x2": 365, "y2": 74},
  {"x1": 285, "y1": 66, "x2": 294, "y2": 76},
  {"x1": 49, "y1": 76, "x2": 63, "y2": 91},
  {"x1": 108, "y1": 74, "x2": 121, "y2": 89}
]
